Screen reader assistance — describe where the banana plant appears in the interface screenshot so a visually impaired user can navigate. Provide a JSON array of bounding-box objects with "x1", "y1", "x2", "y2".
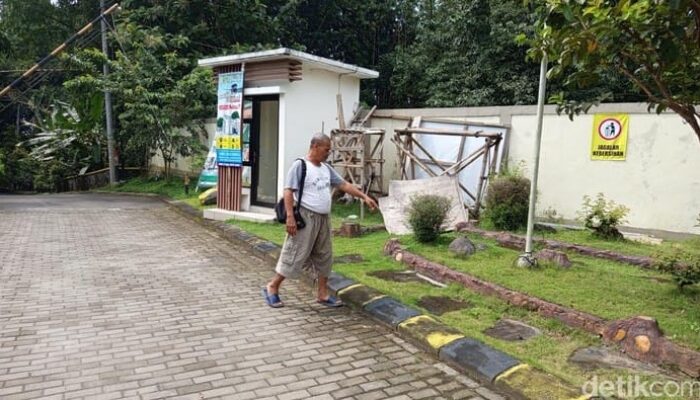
[{"x1": 20, "y1": 92, "x2": 105, "y2": 171}]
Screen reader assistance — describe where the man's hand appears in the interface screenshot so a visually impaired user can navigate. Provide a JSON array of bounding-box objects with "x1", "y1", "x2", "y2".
[
  {"x1": 338, "y1": 181, "x2": 379, "y2": 211},
  {"x1": 362, "y1": 194, "x2": 378, "y2": 211},
  {"x1": 286, "y1": 215, "x2": 297, "y2": 236},
  {"x1": 282, "y1": 188, "x2": 296, "y2": 236}
]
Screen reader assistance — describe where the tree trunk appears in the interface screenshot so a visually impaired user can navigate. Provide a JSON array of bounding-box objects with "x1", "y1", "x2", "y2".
[
  {"x1": 603, "y1": 317, "x2": 700, "y2": 378},
  {"x1": 689, "y1": 111, "x2": 700, "y2": 146}
]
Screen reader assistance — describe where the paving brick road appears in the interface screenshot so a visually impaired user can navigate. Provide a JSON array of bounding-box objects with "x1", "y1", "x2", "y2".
[{"x1": 0, "y1": 193, "x2": 507, "y2": 400}]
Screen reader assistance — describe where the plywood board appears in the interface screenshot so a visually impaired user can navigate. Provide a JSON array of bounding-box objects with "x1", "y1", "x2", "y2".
[{"x1": 378, "y1": 176, "x2": 467, "y2": 235}]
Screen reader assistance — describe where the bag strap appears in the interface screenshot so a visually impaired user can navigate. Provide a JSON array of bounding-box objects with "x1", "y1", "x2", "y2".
[{"x1": 295, "y1": 158, "x2": 306, "y2": 211}]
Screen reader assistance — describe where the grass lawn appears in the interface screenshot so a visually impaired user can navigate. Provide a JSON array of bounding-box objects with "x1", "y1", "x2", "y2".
[
  {"x1": 532, "y1": 227, "x2": 700, "y2": 258},
  {"x1": 98, "y1": 176, "x2": 206, "y2": 210},
  {"x1": 230, "y1": 209, "x2": 700, "y2": 390}
]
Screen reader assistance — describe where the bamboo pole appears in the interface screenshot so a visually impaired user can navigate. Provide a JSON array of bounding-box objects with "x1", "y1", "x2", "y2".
[{"x1": 474, "y1": 139, "x2": 492, "y2": 215}]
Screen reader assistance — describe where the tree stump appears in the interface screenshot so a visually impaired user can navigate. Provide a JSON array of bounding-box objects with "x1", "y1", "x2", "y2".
[
  {"x1": 337, "y1": 222, "x2": 361, "y2": 237},
  {"x1": 535, "y1": 249, "x2": 572, "y2": 268},
  {"x1": 603, "y1": 316, "x2": 700, "y2": 377}
]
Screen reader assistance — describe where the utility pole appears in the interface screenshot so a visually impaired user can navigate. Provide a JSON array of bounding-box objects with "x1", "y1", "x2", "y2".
[
  {"x1": 101, "y1": 0, "x2": 117, "y2": 185},
  {"x1": 517, "y1": 52, "x2": 548, "y2": 268}
]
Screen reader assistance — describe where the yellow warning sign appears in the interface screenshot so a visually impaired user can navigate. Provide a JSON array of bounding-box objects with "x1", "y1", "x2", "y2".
[
  {"x1": 215, "y1": 135, "x2": 241, "y2": 150},
  {"x1": 591, "y1": 114, "x2": 628, "y2": 161}
]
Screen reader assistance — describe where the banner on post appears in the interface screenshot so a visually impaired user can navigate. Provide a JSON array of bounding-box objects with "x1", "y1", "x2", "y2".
[
  {"x1": 591, "y1": 114, "x2": 629, "y2": 161},
  {"x1": 215, "y1": 72, "x2": 244, "y2": 166}
]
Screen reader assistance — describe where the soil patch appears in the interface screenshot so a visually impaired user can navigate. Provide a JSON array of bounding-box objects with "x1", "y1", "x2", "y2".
[
  {"x1": 334, "y1": 254, "x2": 365, "y2": 264},
  {"x1": 569, "y1": 346, "x2": 665, "y2": 375},
  {"x1": 417, "y1": 295, "x2": 471, "y2": 315},
  {"x1": 369, "y1": 270, "x2": 424, "y2": 283},
  {"x1": 484, "y1": 319, "x2": 541, "y2": 341}
]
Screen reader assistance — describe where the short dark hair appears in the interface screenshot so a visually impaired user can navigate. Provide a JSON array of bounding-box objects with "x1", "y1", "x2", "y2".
[{"x1": 310, "y1": 133, "x2": 330, "y2": 147}]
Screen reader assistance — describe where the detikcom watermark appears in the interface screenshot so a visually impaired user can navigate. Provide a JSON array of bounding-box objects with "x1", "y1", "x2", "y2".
[{"x1": 582, "y1": 375, "x2": 700, "y2": 398}]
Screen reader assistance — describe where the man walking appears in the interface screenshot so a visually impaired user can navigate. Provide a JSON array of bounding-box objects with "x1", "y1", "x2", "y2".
[{"x1": 262, "y1": 133, "x2": 378, "y2": 308}]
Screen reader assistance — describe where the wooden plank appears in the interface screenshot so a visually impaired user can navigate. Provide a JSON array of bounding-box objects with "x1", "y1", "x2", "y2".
[
  {"x1": 359, "y1": 105, "x2": 377, "y2": 126},
  {"x1": 348, "y1": 106, "x2": 366, "y2": 126},
  {"x1": 410, "y1": 116, "x2": 422, "y2": 128},
  {"x1": 332, "y1": 146, "x2": 365, "y2": 152},
  {"x1": 490, "y1": 138, "x2": 501, "y2": 175},
  {"x1": 337, "y1": 94, "x2": 346, "y2": 129},
  {"x1": 332, "y1": 128, "x2": 384, "y2": 135},
  {"x1": 246, "y1": 60, "x2": 301, "y2": 70},
  {"x1": 392, "y1": 139, "x2": 437, "y2": 178},
  {"x1": 244, "y1": 72, "x2": 299, "y2": 80},
  {"x1": 474, "y1": 139, "x2": 491, "y2": 214},
  {"x1": 396, "y1": 127, "x2": 501, "y2": 138},
  {"x1": 245, "y1": 76, "x2": 302, "y2": 84},
  {"x1": 245, "y1": 68, "x2": 303, "y2": 76},
  {"x1": 443, "y1": 144, "x2": 488, "y2": 176}
]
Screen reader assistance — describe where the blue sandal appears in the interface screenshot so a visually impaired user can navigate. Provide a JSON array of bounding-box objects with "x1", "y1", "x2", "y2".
[
  {"x1": 262, "y1": 288, "x2": 284, "y2": 308},
  {"x1": 317, "y1": 296, "x2": 343, "y2": 307}
]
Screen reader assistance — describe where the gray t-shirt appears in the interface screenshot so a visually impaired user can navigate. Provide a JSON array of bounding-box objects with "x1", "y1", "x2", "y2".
[{"x1": 285, "y1": 159, "x2": 344, "y2": 214}]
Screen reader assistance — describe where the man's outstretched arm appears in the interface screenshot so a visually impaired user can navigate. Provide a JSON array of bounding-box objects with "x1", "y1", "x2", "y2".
[{"x1": 337, "y1": 182, "x2": 378, "y2": 210}]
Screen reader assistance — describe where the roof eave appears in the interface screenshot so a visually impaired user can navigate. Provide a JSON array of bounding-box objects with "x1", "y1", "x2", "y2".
[{"x1": 198, "y1": 48, "x2": 379, "y2": 80}]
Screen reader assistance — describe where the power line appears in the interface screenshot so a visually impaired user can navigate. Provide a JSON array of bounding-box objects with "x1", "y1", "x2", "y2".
[{"x1": 0, "y1": 3, "x2": 120, "y2": 112}]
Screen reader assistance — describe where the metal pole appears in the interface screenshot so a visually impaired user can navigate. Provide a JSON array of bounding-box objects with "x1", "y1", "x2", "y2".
[
  {"x1": 518, "y1": 53, "x2": 548, "y2": 267},
  {"x1": 101, "y1": 0, "x2": 117, "y2": 185}
]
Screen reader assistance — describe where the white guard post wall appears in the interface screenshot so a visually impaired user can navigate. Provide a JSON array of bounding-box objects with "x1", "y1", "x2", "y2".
[
  {"x1": 149, "y1": 65, "x2": 360, "y2": 195},
  {"x1": 277, "y1": 64, "x2": 360, "y2": 200},
  {"x1": 371, "y1": 103, "x2": 700, "y2": 236}
]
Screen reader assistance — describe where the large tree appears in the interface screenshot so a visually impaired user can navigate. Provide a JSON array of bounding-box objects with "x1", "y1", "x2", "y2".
[
  {"x1": 119, "y1": 0, "x2": 277, "y2": 58},
  {"x1": 531, "y1": 0, "x2": 700, "y2": 144},
  {"x1": 266, "y1": 0, "x2": 416, "y2": 107},
  {"x1": 96, "y1": 23, "x2": 214, "y2": 176},
  {"x1": 389, "y1": 0, "x2": 542, "y2": 108}
]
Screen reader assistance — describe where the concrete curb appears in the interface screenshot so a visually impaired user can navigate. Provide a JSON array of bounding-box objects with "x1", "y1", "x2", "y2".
[{"x1": 155, "y1": 196, "x2": 588, "y2": 400}]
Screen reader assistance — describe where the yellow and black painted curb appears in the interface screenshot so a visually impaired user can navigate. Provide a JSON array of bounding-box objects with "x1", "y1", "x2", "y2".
[{"x1": 331, "y1": 279, "x2": 589, "y2": 400}]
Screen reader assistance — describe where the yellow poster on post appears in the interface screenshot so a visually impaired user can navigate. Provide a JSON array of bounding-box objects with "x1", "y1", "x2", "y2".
[{"x1": 591, "y1": 114, "x2": 628, "y2": 160}]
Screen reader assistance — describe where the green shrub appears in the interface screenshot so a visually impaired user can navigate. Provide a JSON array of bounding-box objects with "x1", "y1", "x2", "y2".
[
  {"x1": 33, "y1": 160, "x2": 69, "y2": 192},
  {"x1": 654, "y1": 250, "x2": 700, "y2": 291},
  {"x1": 578, "y1": 193, "x2": 629, "y2": 240},
  {"x1": 407, "y1": 194, "x2": 451, "y2": 243},
  {"x1": 482, "y1": 172, "x2": 530, "y2": 231}
]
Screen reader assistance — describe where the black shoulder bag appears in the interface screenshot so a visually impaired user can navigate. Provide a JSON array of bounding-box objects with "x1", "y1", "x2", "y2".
[{"x1": 274, "y1": 158, "x2": 306, "y2": 229}]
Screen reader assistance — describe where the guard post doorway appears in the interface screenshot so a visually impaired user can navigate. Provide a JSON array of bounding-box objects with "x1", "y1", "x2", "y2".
[{"x1": 242, "y1": 95, "x2": 279, "y2": 207}]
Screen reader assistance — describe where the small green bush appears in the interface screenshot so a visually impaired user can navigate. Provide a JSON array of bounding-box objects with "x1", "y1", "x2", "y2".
[
  {"x1": 407, "y1": 194, "x2": 451, "y2": 243},
  {"x1": 578, "y1": 193, "x2": 629, "y2": 240},
  {"x1": 482, "y1": 172, "x2": 530, "y2": 231},
  {"x1": 654, "y1": 250, "x2": 700, "y2": 291}
]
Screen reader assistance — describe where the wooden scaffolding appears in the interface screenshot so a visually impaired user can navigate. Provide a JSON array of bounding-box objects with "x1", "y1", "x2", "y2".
[
  {"x1": 329, "y1": 105, "x2": 386, "y2": 198},
  {"x1": 329, "y1": 127, "x2": 386, "y2": 198},
  {"x1": 392, "y1": 119, "x2": 503, "y2": 218}
]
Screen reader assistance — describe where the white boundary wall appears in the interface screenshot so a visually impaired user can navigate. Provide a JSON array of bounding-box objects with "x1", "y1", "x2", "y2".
[{"x1": 370, "y1": 103, "x2": 700, "y2": 235}]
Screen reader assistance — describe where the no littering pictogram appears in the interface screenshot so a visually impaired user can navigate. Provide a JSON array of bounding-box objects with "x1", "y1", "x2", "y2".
[{"x1": 598, "y1": 118, "x2": 622, "y2": 141}]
